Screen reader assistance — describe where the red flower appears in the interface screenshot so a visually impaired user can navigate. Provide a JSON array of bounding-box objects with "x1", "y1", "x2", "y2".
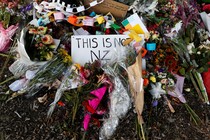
[
  {"x1": 57, "y1": 101, "x2": 65, "y2": 107},
  {"x1": 164, "y1": 56, "x2": 178, "y2": 72},
  {"x1": 203, "y1": 4, "x2": 210, "y2": 13},
  {"x1": 92, "y1": 118, "x2": 100, "y2": 127},
  {"x1": 147, "y1": 24, "x2": 158, "y2": 31},
  {"x1": 82, "y1": 101, "x2": 96, "y2": 114}
]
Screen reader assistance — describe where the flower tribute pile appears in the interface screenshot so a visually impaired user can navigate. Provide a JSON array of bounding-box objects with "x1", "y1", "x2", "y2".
[{"x1": 0, "y1": 0, "x2": 210, "y2": 139}]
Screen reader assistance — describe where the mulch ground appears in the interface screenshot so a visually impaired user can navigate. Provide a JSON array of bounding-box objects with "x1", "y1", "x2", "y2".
[{"x1": 0, "y1": 55, "x2": 210, "y2": 140}]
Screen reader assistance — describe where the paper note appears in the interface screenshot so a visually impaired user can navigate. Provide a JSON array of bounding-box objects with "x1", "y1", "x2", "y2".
[
  {"x1": 97, "y1": 16, "x2": 105, "y2": 24},
  {"x1": 71, "y1": 34, "x2": 144, "y2": 65},
  {"x1": 129, "y1": 30, "x2": 142, "y2": 42},
  {"x1": 84, "y1": 0, "x2": 129, "y2": 18},
  {"x1": 73, "y1": 28, "x2": 90, "y2": 35},
  {"x1": 83, "y1": 17, "x2": 94, "y2": 26},
  {"x1": 122, "y1": 13, "x2": 148, "y2": 34}
]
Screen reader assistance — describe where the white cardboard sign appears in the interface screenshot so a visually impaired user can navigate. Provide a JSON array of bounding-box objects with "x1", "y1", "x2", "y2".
[{"x1": 71, "y1": 35, "x2": 137, "y2": 65}]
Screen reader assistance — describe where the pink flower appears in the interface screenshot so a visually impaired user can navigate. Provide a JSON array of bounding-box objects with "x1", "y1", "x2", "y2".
[
  {"x1": 83, "y1": 86, "x2": 107, "y2": 131},
  {"x1": 0, "y1": 23, "x2": 18, "y2": 52},
  {"x1": 8, "y1": 2, "x2": 15, "y2": 8}
]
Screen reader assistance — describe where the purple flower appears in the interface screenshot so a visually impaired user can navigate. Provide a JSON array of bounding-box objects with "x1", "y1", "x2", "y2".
[{"x1": 152, "y1": 100, "x2": 158, "y2": 107}]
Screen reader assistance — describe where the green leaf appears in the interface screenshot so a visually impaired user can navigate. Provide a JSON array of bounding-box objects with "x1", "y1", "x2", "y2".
[
  {"x1": 197, "y1": 67, "x2": 205, "y2": 73},
  {"x1": 3, "y1": 12, "x2": 10, "y2": 28},
  {"x1": 179, "y1": 67, "x2": 186, "y2": 75},
  {"x1": 192, "y1": 48, "x2": 197, "y2": 53},
  {"x1": 64, "y1": 93, "x2": 73, "y2": 102},
  {"x1": 184, "y1": 37, "x2": 190, "y2": 44}
]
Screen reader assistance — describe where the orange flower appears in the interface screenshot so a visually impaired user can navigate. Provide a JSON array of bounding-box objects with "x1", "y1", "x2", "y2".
[
  {"x1": 159, "y1": 53, "x2": 164, "y2": 58},
  {"x1": 143, "y1": 78, "x2": 149, "y2": 86},
  {"x1": 155, "y1": 58, "x2": 159, "y2": 64},
  {"x1": 42, "y1": 34, "x2": 54, "y2": 45},
  {"x1": 142, "y1": 70, "x2": 147, "y2": 76}
]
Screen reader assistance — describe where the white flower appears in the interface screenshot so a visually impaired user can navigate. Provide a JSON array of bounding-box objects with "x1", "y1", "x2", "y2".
[
  {"x1": 171, "y1": 21, "x2": 183, "y2": 33},
  {"x1": 157, "y1": 72, "x2": 167, "y2": 78},
  {"x1": 149, "y1": 82, "x2": 166, "y2": 99},
  {"x1": 197, "y1": 51, "x2": 201, "y2": 55},
  {"x1": 187, "y1": 43, "x2": 195, "y2": 54},
  {"x1": 184, "y1": 88, "x2": 191, "y2": 92},
  {"x1": 168, "y1": 78, "x2": 175, "y2": 87}
]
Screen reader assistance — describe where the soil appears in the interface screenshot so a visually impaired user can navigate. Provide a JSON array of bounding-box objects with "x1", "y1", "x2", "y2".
[{"x1": 0, "y1": 55, "x2": 210, "y2": 140}]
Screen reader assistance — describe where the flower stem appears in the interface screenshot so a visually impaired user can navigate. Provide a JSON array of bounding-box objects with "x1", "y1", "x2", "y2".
[
  {"x1": 184, "y1": 103, "x2": 201, "y2": 125},
  {"x1": 136, "y1": 117, "x2": 146, "y2": 140},
  {"x1": 140, "y1": 122, "x2": 146, "y2": 140},
  {"x1": 0, "y1": 53, "x2": 11, "y2": 79},
  {"x1": 192, "y1": 69, "x2": 209, "y2": 104},
  {"x1": 0, "y1": 76, "x2": 16, "y2": 86},
  {"x1": 82, "y1": 131, "x2": 86, "y2": 140},
  {"x1": 0, "y1": 53, "x2": 9, "y2": 57},
  {"x1": 189, "y1": 71, "x2": 204, "y2": 102}
]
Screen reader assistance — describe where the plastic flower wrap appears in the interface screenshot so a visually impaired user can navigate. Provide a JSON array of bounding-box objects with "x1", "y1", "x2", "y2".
[
  {"x1": 47, "y1": 64, "x2": 85, "y2": 117},
  {"x1": 99, "y1": 42, "x2": 142, "y2": 138},
  {"x1": 9, "y1": 70, "x2": 36, "y2": 92},
  {"x1": 9, "y1": 19, "x2": 60, "y2": 77},
  {"x1": 17, "y1": 48, "x2": 72, "y2": 97},
  {"x1": 0, "y1": 22, "x2": 18, "y2": 52},
  {"x1": 167, "y1": 74, "x2": 202, "y2": 124},
  {"x1": 129, "y1": 0, "x2": 158, "y2": 15},
  {"x1": 99, "y1": 65, "x2": 131, "y2": 139},
  {"x1": 167, "y1": 74, "x2": 186, "y2": 103}
]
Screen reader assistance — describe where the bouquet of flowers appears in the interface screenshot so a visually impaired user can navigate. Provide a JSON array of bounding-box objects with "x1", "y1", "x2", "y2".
[
  {"x1": 26, "y1": 25, "x2": 56, "y2": 61},
  {"x1": 9, "y1": 19, "x2": 60, "y2": 77},
  {"x1": 0, "y1": 22, "x2": 18, "y2": 52},
  {"x1": 16, "y1": 48, "x2": 72, "y2": 97}
]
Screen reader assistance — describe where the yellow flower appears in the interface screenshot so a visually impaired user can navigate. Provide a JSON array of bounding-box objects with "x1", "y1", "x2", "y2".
[
  {"x1": 63, "y1": 55, "x2": 72, "y2": 64},
  {"x1": 59, "y1": 48, "x2": 68, "y2": 56},
  {"x1": 74, "y1": 63, "x2": 81, "y2": 70},
  {"x1": 58, "y1": 49, "x2": 72, "y2": 65},
  {"x1": 150, "y1": 76, "x2": 156, "y2": 83},
  {"x1": 45, "y1": 51, "x2": 53, "y2": 60}
]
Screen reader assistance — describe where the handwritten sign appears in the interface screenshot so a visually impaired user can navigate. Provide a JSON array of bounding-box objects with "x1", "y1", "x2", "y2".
[
  {"x1": 84, "y1": 0, "x2": 129, "y2": 18},
  {"x1": 71, "y1": 35, "x2": 134, "y2": 65}
]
